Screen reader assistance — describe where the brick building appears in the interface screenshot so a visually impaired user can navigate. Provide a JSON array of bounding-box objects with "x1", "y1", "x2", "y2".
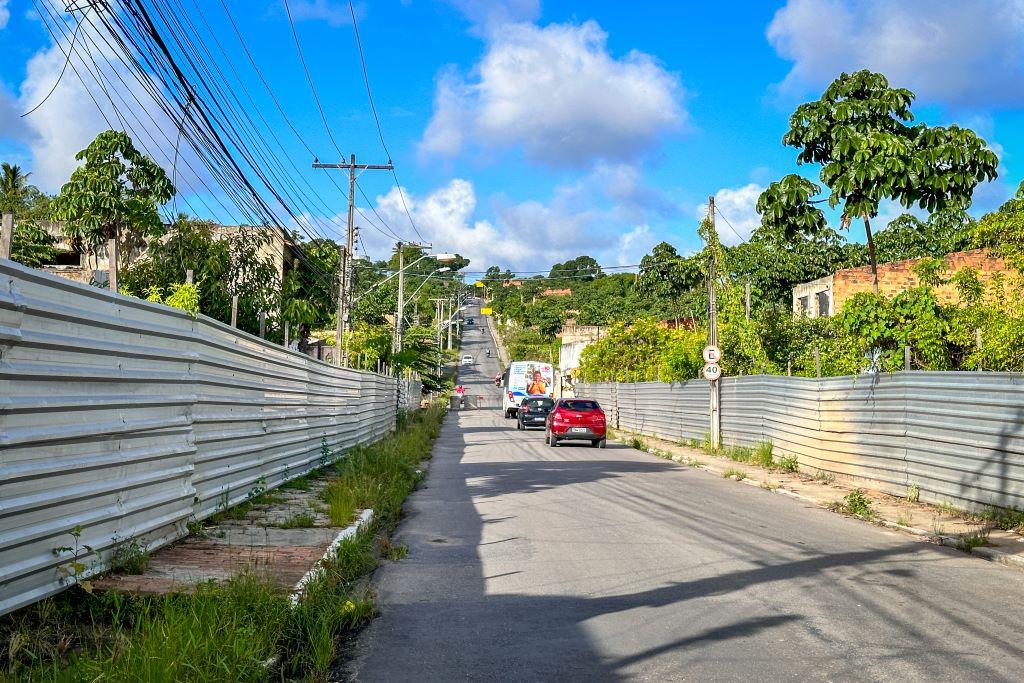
[{"x1": 793, "y1": 249, "x2": 1011, "y2": 317}]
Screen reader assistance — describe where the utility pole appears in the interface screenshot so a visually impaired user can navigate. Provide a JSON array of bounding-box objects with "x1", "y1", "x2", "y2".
[
  {"x1": 0, "y1": 213, "x2": 12, "y2": 260},
  {"x1": 708, "y1": 196, "x2": 721, "y2": 451},
  {"x1": 314, "y1": 154, "x2": 393, "y2": 366},
  {"x1": 393, "y1": 241, "x2": 432, "y2": 355},
  {"x1": 395, "y1": 242, "x2": 405, "y2": 355}
]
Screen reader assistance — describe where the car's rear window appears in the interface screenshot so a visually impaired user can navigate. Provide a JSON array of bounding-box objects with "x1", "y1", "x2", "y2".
[
  {"x1": 524, "y1": 398, "x2": 554, "y2": 409},
  {"x1": 561, "y1": 400, "x2": 599, "y2": 411}
]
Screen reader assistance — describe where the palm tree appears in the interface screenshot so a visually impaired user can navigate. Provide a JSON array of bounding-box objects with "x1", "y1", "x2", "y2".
[{"x1": 1, "y1": 163, "x2": 32, "y2": 213}]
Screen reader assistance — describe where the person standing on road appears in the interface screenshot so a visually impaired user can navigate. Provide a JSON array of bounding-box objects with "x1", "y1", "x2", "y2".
[{"x1": 455, "y1": 384, "x2": 466, "y2": 408}]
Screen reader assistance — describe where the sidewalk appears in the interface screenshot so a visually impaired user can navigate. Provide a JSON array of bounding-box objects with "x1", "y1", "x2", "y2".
[
  {"x1": 93, "y1": 474, "x2": 363, "y2": 595},
  {"x1": 611, "y1": 429, "x2": 1024, "y2": 573}
]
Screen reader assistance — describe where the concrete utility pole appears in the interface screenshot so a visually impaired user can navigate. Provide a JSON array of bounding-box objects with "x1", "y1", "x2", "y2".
[
  {"x1": 1, "y1": 213, "x2": 13, "y2": 260},
  {"x1": 395, "y1": 243, "x2": 405, "y2": 355},
  {"x1": 314, "y1": 154, "x2": 393, "y2": 366},
  {"x1": 708, "y1": 196, "x2": 721, "y2": 451}
]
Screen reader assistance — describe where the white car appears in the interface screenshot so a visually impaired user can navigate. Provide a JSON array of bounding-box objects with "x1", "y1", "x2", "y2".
[{"x1": 461, "y1": 355, "x2": 474, "y2": 365}]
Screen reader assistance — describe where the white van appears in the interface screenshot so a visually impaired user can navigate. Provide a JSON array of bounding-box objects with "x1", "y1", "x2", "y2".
[{"x1": 501, "y1": 360, "x2": 554, "y2": 418}]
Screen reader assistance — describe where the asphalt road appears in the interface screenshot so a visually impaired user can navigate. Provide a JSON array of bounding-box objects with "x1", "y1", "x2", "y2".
[{"x1": 345, "y1": 302, "x2": 1024, "y2": 682}]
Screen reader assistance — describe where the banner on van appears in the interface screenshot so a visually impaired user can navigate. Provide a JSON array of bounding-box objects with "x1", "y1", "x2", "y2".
[{"x1": 508, "y1": 361, "x2": 554, "y2": 397}]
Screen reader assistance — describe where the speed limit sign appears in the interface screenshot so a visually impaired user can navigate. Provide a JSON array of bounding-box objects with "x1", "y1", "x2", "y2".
[
  {"x1": 703, "y1": 345, "x2": 721, "y2": 364},
  {"x1": 703, "y1": 363, "x2": 722, "y2": 381}
]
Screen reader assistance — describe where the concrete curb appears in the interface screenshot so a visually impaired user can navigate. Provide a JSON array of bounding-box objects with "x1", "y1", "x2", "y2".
[
  {"x1": 617, "y1": 437, "x2": 1024, "y2": 575},
  {"x1": 290, "y1": 508, "x2": 375, "y2": 606}
]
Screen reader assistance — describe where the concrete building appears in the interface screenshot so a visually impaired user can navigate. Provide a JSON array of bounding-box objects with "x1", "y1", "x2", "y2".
[
  {"x1": 792, "y1": 249, "x2": 1011, "y2": 318},
  {"x1": 557, "y1": 323, "x2": 607, "y2": 396},
  {"x1": 33, "y1": 220, "x2": 293, "y2": 286}
]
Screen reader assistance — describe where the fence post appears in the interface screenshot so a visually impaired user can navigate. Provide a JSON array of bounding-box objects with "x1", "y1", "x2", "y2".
[
  {"x1": 284, "y1": 321, "x2": 290, "y2": 347},
  {"x1": 814, "y1": 347, "x2": 821, "y2": 378},
  {"x1": 0, "y1": 213, "x2": 13, "y2": 260},
  {"x1": 787, "y1": 361, "x2": 792, "y2": 377},
  {"x1": 904, "y1": 345, "x2": 911, "y2": 371},
  {"x1": 976, "y1": 328, "x2": 983, "y2": 371},
  {"x1": 185, "y1": 269, "x2": 193, "y2": 285},
  {"x1": 230, "y1": 295, "x2": 238, "y2": 328},
  {"x1": 258, "y1": 312, "x2": 266, "y2": 338}
]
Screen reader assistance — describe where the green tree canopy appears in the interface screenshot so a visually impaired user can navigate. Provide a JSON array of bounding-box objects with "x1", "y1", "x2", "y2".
[
  {"x1": 759, "y1": 70, "x2": 999, "y2": 291},
  {"x1": 51, "y1": 130, "x2": 174, "y2": 289}
]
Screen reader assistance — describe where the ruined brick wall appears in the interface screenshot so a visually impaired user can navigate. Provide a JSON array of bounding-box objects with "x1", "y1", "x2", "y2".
[{"x1": 832, "y1": 249, "x2": 1010, "y2": 312}]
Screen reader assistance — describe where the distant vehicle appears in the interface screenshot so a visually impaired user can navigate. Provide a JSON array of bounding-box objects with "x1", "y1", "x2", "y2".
[
  {"x1": 461, "y1": 355, "x2": 474, "y2": 365},
  {"x1": 501, "y1": 360, "x2": 554, "y2": 418},
  {"x1": 517, "y1": 396, "x2": 554, "y2": 430},
  {"x1": 546, "y1": 398, "x2": 606, "y2": 448},
  {"x1": 466, "y1": 317, "x2": 475, "y2": 325}
]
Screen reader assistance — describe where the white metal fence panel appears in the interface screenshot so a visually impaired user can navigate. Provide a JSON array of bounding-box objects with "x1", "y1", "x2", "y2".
[
  {"x1": 0, "y1": 260, "x2": 400, "y2": 616},
  {"x1": 585, "y1": 372, "x2": 1024, "y2": 514}
]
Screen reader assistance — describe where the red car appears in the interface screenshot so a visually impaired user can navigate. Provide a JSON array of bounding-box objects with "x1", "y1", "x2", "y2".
[{"x1": 546, "y1": 398, "x2": 606, "y2": 448}]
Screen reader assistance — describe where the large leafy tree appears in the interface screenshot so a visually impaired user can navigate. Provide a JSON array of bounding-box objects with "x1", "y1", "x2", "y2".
[
  {"x1": 758, "y1": 70, "x2": 998, "y2": 292},
  {"x1": 634, "y1": 242, "x2": 704, "y2": 322},
  {"x1": 51, "y1": 130, "x2": 174, "y2": 290},
  {"x1": 872, "y1": 210, "x2": 974, "y2": 264}
]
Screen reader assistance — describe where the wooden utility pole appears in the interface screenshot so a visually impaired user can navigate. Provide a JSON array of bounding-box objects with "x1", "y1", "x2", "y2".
[
  {"x1": 314, "y1": 154, "x2": 394, "y2": 366},
  {"x1": 1, "y1": 213, "x2": 13, "y2": 260},
  {"x1": 708, "y1": 196, "x2": 721, "y2": 451}
]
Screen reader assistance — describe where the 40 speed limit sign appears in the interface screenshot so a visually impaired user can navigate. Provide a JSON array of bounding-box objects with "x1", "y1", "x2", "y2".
[{"x1": 703, "y1": 363, "x2": 722, "y2": 381}]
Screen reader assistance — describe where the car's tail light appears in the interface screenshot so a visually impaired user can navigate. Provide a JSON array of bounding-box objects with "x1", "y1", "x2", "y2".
[{"x1": 507, "y1": 392, "x2": 514, "y2": 400}]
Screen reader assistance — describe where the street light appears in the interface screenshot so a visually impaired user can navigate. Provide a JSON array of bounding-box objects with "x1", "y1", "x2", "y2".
[{"x1": 406, "y1": 267, "x2": 451, "y2": 307}]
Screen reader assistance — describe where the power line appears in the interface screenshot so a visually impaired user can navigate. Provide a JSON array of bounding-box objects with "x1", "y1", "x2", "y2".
[
  {"x1": 282, "y1": 0, "x2": 345, "y2": 158},
  {"x1": 347, "y1": 0, "x2": 425, "y2": 243},
  {"x1": 713, "y1": 205, "x2": 748, "y2": 244}
]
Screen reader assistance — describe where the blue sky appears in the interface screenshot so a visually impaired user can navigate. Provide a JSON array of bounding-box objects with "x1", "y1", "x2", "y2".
[{"x1": 1, "y1": 0, "x2": 1022, "y2": 273}]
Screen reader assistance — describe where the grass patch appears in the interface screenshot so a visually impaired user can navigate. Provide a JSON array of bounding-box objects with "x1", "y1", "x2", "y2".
[
  {"x1": 1, "y1": 404, "x2": 447, "y2": 680},
  {"x1": 277, "y1": 512, "x2": 316, "y2": 529},
  {"x1": 281, "y1": 475, "x2": 312, "y2": 491},
  {"x1": 907, "y1": 483, "x2": 920, "y2": 503},
  {"x1": 829, "y1": 488, "x2": 875, "y2": 519},
  {"x1": 627, "y1": 435, "x2": 649, "y2": 451},
  {"x1": 110, "y1": 540, "x2": 150, "y2": 575},
  {"x1": 955, "y1": 530, "x2": 990, "y2": 554},
  {"x1": 775, "y1": 456, "x2": 799, "y2": 473},
  {"x1": 380, "y1": 537, "x2": 408, "y2": 561},
  {"x1": 980, "y1": 505, "x2": 1024, "y2": 532},
  {"x1": 753, "y1": 442, "x2": 774, "y2": 469},
  {"x1": 722, "y1": 467, "x2": 747, "y2": 481},
  {"x1": 813, "y1": 470, "x2": 835, "y2": 485},
  {"x1": 896, "y1": 511, "x2": 914, "y2": 527},
  {"x1": 760, "y1": 480, "x2": 780, "y2": 492}
]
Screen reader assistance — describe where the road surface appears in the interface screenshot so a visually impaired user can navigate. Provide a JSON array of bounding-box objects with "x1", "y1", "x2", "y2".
[{"x1": 345, "y1": 302, "x2": 1024, "y2": 681}]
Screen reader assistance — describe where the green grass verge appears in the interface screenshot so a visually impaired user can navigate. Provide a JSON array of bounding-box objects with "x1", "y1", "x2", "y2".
[{"x1": 1, "y1": 403, "x2": 446, "y2": 681}]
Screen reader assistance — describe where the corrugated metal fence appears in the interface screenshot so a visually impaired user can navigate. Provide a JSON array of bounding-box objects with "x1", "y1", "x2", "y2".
[
  {"x1": 580, "y1": 372, "x2": 1024, "y2": 513},
  {"x1": 1, "y1": 260, "x2": 411, "y2": 616}
]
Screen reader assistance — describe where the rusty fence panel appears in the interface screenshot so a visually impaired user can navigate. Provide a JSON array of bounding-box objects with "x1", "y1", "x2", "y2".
[{"x1": 0, "y1": 260, "x2": 400, "y2": 616}]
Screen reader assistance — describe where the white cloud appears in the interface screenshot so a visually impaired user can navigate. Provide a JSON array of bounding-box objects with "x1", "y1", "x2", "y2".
[
  {"x1": 768, "y1": 0, "x2": 1024, "y2": 107},
  {"x1": 420, "y1": 19, "x2": 685, "y2": 167},
  {"x1": 358, "y1": 168, "x2": 668, "y2": 271},
  {"x1": 287, "y1": 0, "x2": 356, "y2": 27},
  {"x1": 0, "y1": 0, "x2": 10, "y2": 29},
  {"x1": 696, "y1": 183, "x2": 764, "y2": 246},
  {"x1": 15, "y1": 25, "x2": 206, "y2": 196},
  {"x1": 445, "y1": 0, "x2": 540, "y2": 35}
]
